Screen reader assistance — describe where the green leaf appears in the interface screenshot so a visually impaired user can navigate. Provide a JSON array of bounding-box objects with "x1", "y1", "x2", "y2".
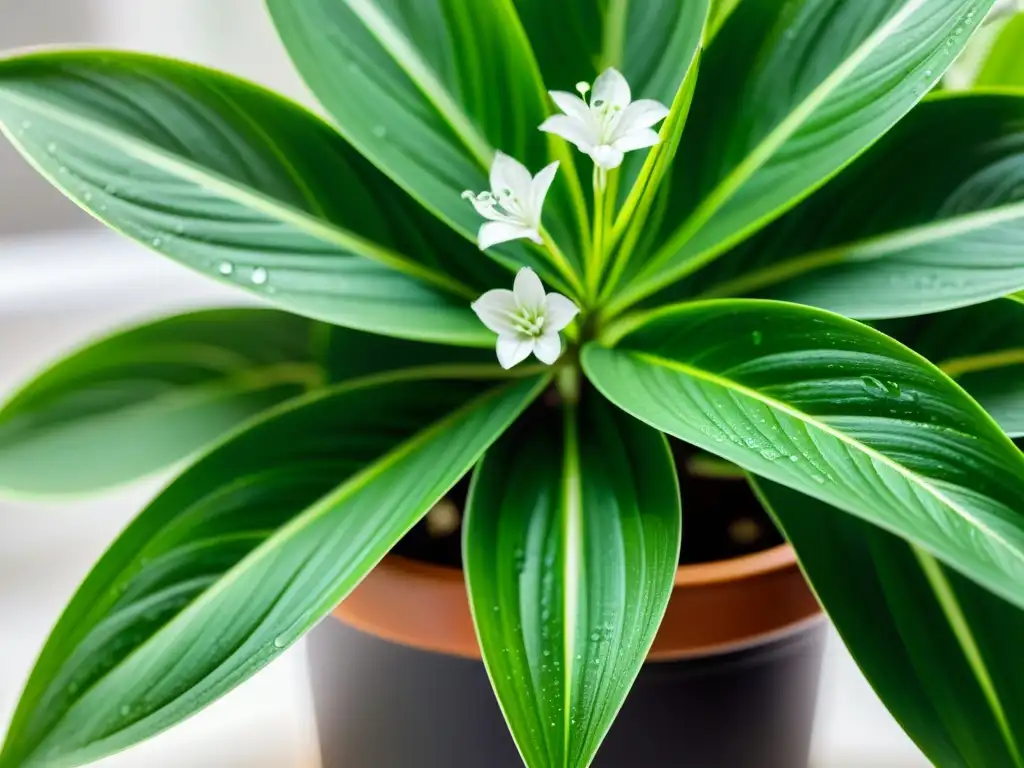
[
  {"x1": 880, "y1": 295, "x2": 1024, "y2": 438},
  {"x1": 669, "y1": 94, "x2": 1024, "y2": 319},
  {"x1": 584, "y1": 299, "x2": 1024, "y2": 610},
  {"x1": 321, "y1": 325, "x2": 493, "y2": 384},
  {"x1": 976, "y1": 13, "x2": 1024, "y2": 87},
  {"x1": 0, "y1": 371, "x2": 547, "y2": 768},
  {"x1": 601, "y1": 1, "x2": 709, "y2": 295},
  {"x1": 707, "y1": 0, "x2": 743, "y2": 39},
  {"x1": 754, "y1": 478, "x2": 1024, "y2": 768},
  {"x1": 0, "y1": 50, "x2": 501, "y2": 346},
  {"x1": 611, "y1": 0, "x2": 998, "y2": 312},
  {"x1": 465, "y1": 393, "x2": 679, "y2": 768},
  {"x1": 266, "y1": 0, "x2": 586, "y2": 290},
  {"x1": 0, "y1": 309, "x2": 319, "y2": 497}
]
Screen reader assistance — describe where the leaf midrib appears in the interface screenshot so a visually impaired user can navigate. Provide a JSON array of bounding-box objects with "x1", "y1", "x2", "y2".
[
  {"x1": 561, "y1": 401, "x2": 584, "y2": 767},
  {"x1": 27, "y1": 374, "x2": 548, "y2": 765},
  {"x1": 343, "y1": 0, "x2": 492, "y2": 166},
  {"x1": 0, "y1": 362, "x2": 321, "y2": 446},
  {"x1": 941, "y1": 349, "x2": 1024, "y2": 379},
  {"x1": 698, "y1": 199, "x2": 1024, "y2": 300},
  {"x1": 618, "y1": 0, "x2": 930, "y2": 308},
  {"x1": 625, "y1": 348, "x2": 1024, "y2": 573},
  {"x1": 911, "y1": 546, "x2": 1024, "y2": 768},
  {"x1": 0, "y1": 89, "x2": 477, "y2": 300}
]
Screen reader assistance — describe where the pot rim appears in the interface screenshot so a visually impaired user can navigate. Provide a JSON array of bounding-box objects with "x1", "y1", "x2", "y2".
[{"x1": 334, "y1": 543, "x2": 822, "y2": 661}]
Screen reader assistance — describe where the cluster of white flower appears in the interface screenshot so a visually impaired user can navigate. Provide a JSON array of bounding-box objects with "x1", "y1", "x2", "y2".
[{"x1": 467, "y1": 68, "x2": 668, "y2": 368}]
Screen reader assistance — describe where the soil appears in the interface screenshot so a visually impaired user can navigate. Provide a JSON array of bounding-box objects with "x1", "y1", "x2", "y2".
[{"x1": 392, "y1": 437, "x2": 783, "y2": 569}]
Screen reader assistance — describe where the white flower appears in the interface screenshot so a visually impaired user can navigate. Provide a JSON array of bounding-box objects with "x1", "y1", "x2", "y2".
[
  {"x1": 472, "y1": 267, "x2": 579, "y2": 369},
  {"x1": 539, "y1": 67, "x2": 669, "y2": 170},
  {"x1": 462, "y1": 152, "x2": 559, "y2": 250}
]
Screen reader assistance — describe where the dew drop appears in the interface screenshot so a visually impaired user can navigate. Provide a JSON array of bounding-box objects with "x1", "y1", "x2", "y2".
[
  {"x1": 58, "y1": 166, "x2": 68, "y2": 175},
  {"x1": 21, "y1": 119, "x2": 31, "y2": 130},
  {"x1": 759, "y1": 448, "x2": 781, "y2": 461},
  {"x1": 251, "y1": 267, "x2": 269, "y2": 285},
  {"x1": 789, "y1": 454, "x2": 800, "y2": 463},
  {"x1": 273, "y1": 636, "x2": 287, "y2": 649},
  {"x1": 83, "y1": 191, "x2": 93, "y2": 202},
  {"x1": 46, "y1": 142, "x2": 57, "y2": 155},
  {"x1": 120, "y1": 705, "x2": 131, "y2": 717},
  {"x1": 151, "y1": 237, "x2": 163, "y2": 249},
  {"x1": 218, "y1": 261, "x2": 234, "y2": 276},
  {"x1": 861, "y1": 375, "x2": 888, "y2": 396},
  {"x1": 812, "y1": 474, "x2": 826, "y2": 485},
  {"x1": 751, "y1": 330, "x2": 763, "y2": 346},
  {"x1": 372, "y1": 125, "x2": 388, "y2": 139}
]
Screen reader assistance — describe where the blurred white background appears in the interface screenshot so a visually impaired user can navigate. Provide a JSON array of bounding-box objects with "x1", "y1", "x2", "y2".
[{"x1": 0, "y1": 3, "x2": 929, "y2": 766}]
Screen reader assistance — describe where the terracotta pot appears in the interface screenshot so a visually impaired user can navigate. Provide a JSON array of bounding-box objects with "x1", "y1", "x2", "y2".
[
  {"x1": 333, "y1": 543, "x2": 821, "y2": 660},
  {"x1": 309, "y1": 545, "x2": 827, "y2": 767}
]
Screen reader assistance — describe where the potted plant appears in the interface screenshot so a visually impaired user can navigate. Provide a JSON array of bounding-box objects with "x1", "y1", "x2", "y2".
[{"x1": 2, "y1": 1, "x2": 1024, "y2": 766}]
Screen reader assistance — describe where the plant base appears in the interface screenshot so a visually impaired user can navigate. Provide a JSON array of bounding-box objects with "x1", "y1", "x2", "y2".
[{"x1": 307, "y1": 616, "x2": 827, "y2": 767}]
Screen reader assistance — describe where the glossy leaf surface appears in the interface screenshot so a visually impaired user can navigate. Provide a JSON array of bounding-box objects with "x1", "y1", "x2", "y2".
[
  {"x1": 0, "y1": 50, "x2": 500, "y2": 345},
  {"x1": 0, "y1": 373, "x2": 546, "y2": 768},
  {"x1": 882, "y1": 295, "x2": 1024, "y2": 437},
  {"x1": 673, "y1": 94, "x2": 1024, "y2": 319},
  {"x1": 615, "y1": 0, "x2": 997, "y2": 310},
  {"x1": 266, "y1": 0, "x2": 585, "y2": 285},
  {"x1": 0, "y1": 309, "x2": 318, "y2": 496},
  {"x1": 465, "y1": 395, "x2": 679, "y2": 768},
  {"x1": 584, "y1": 299, "x2": 1024, "y2": 609},
  {"x1": 756, "y1": 478, "x2": 1024, "y2": 768}
]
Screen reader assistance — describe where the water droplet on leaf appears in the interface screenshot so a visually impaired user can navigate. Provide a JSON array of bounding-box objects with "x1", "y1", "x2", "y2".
[{"x1": 251, "y1": 267, "x2": 269, "y2": 285}]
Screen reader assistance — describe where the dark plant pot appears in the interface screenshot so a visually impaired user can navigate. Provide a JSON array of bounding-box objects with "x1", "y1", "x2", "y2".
[
  {"x1": 308, "y1": 617, "x2": 826, "y2": 767},
  {"x1": 307, "y1": 549, "x2": 826, "y2": 768}
]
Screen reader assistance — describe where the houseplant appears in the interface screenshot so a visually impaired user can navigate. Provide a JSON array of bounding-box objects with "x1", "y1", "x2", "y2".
[{"x1": 2, "y1": 0, "x2": 1024, "y2": 765}]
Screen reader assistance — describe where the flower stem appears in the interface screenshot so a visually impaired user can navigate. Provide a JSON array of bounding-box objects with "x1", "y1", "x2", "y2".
[
  {"x1": 538, "y1": 229, "x2": 586, "y2": 298},
  {"x1": 589, "y1": 166, "x2": 608, "y2": 299}
]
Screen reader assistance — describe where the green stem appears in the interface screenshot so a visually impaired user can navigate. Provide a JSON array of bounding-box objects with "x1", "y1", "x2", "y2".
[
  {"x1": 590, "y1": 166, "x2": 608, "y2": 299},
  {"x1": 537, "y1": 229, "x2": 586, "y2": 299}
]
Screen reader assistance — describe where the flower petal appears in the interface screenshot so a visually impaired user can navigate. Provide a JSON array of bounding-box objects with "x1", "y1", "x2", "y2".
[
  {"x1": 514, "y1": 267, "x2": 546, "y2": 312},
  {"x1": 532, "y1": 330, "x2": 562, "y2": 365},
  {"x1": 614, "y1": 99, "x2": 670, "y2": 137},
  {"x1": 471, "y1": 289, "x2": 519, "y2": 334},
  {"x1": 467, "y1": 194, "x2": 512, "y2": 222},
  {"x1": 612, "y1": 128, "x2": 662, "y2": 154},
  {"x1": 529, "y1": 161, "x2": 560, "y2": 224},
  {"x1": 490, "y1": 151, "x2": 533, "y2": 200},
  {"x1": 539, "y1": 115, "x2": 595, "y2": 153},
  {"x1": 592, "y1": 67, "x2": 631, "y2": 110},
  {"x1": 591, "y1": 144, "x2": 625, "y2": 170},
  {"x1": 544, "y1": 293, "x2": 580, "y2": 332},
  {"x1": 478, "y1": 221, "x2": 536, "y2": 250},
  {"x1": 496, "y1": 333, "x2": 535, "y2": 369},
  {"x1": 549, "y1": 91, "x2": 594, "y2": 124}
]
